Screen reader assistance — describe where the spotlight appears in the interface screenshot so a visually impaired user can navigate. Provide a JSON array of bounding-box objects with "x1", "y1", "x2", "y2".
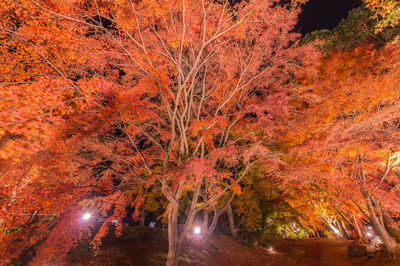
[
  {"x1": 194, "y1": 226, "x2": 201, "y2": 235},
  {"x1": 83, "y1": 213, "x2": 91, "y2": 221}
]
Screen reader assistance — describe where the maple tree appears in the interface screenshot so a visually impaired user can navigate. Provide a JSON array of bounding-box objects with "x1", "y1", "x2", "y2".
[
  {"x1": 289, "y1": 40, "x2": 400, "y2": 254},
  {"x1": 1, "y1": 0, "x2": 312, "y2": 265},
  {"x1": 6, "y1": 0, "x2": 400, "y2": 263},
  {"x1": 0, "y1": 1, "x2": 96, "y2": 263}
]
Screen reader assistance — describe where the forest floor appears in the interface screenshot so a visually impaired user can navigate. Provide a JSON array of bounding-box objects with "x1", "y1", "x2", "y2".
[{"x1": 66, "y1": 226, "x2": 400, "y2": 266}]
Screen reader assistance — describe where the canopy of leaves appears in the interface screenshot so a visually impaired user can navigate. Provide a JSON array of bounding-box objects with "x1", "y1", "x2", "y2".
[
  {"x1": 302, "y1": 6, "x2": 400, "y2": 51},
  {"x1": 364, "y1": 0, "x2": 400, "y2": 31}
]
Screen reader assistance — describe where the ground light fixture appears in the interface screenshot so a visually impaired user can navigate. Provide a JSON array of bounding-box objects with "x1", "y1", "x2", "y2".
[
  {"x1": 194, "y1": 226, "x2": 201, "y2": 235},
  {"x1": 268, "y1": 247, "x2": 274, "y2": 252},
  {"x1": 83, "y1": 212, "x2": 91, "y2": 221}
]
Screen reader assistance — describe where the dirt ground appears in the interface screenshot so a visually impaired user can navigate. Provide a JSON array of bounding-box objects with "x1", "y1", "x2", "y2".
[
  {"x1": 183, "y1": 236, "x2": 400, "y2": 266},
  {"x1": 66, "y1": 227, "x2": 400, "y2": 266}
]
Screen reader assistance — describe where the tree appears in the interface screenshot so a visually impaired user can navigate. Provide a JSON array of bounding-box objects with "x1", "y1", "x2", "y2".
[
  {"x1": 1, "y1": 0, "x2": 312, "y2": 264},
  {"x1": 0, "y1": 1, "x2": 95, "y2": 263},
  {"x1": 364, "y1": 0, "x2": 400, "y2": 31},
  {"x1": 302, "y1": 6, "x2": 400, "y2": 53},
  {"x1": 235, "y1": 170, "x2": 318, "y2": 239},
  {"x1": 290, "y1": 42, "x2": 400, "y2": 254}
]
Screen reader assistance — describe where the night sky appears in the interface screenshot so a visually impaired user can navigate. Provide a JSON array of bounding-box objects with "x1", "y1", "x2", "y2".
[{"x1": 296, "y1": 0, "x2": 363, "y2": 35}]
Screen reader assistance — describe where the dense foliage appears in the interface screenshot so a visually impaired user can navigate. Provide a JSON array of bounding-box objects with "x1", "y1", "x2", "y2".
[{"x1": 1, "y1": 0, "x2": 400, "y2": 265}]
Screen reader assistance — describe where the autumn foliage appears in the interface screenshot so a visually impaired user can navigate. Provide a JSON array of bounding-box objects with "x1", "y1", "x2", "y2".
[
  {"x1": 0, "y1": 0, "x2": 314, "y2": 264},
  {"x1": 288, "y1": 40, "x2": 400, "y2": 253},
  {"x1": 364, "y1": 0, "x2": 400, "y2": 30},
  {"x1": 2, "y1": 0, "x2": 400, "y2": 264}
]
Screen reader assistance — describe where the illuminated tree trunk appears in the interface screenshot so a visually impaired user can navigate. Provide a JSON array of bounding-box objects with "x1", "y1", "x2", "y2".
[
  {"x1": 206, "y1": 193, "x2": 235, "y2": 235},
  {"x1": 364, "y1": 194, "x2": 400, "y2": 256},
  {"x1": 208, "y1": 211, "x2": 219, "y2": 234},
  {"x1": 383, "y1": 212, "x2": 400, "y2": 242},
  {"x1": 337, "y1": 209, "x2": 356, "y2": 239},
  {"x1": 337, "y1": 220, "x2": 348, "y2": 239},
  {"x1": 227, "y1": 203, "x2": 237, "y2": 238},
  {"x1": 352, "y1": 215, "x2": 367, "y2": 243},
  {"x1": 166, "y1": 185, "x2": 201, "y2": 266},
  {"x1": 167, "y1": 201, "x2": 180, "y2": 266},
  {"x1": 203, "y1": 209, "x2": 209, "y2": 235}
]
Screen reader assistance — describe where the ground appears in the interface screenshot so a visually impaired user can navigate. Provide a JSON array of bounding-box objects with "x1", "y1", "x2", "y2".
[{"x1": 66, "y1": 227, "x2": 400, "y2": 266}]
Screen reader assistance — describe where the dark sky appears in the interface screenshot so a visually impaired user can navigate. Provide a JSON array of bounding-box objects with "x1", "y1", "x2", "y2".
[{"x1": 296, "y1": 0, "x2": 363, "y2": 35}]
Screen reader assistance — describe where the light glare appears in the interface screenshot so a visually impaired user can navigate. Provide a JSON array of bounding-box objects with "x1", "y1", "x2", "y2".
[
  {"x1": 83, "y1": 213, "x2": 91, "y2": 221},
  {"x1": 194, "y1": 226, "x2": 201, "y2": 235}
]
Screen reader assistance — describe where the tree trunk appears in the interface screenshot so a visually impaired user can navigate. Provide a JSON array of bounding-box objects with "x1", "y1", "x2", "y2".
[
  {"x1": 337, "y1": 209, "x2": 354, "y2": 238},
  {"x1": 369, "y1": 214, "x2": 400, "y2": 255},
  {"x1": 353, "y1": 215, "x2": 368, "y2": 243},
  {"x1": 165, "y1": 184, "x2": 201, "y2": 266},
  {"x1": 206, "y1": 193, "x2": 235, "y2": 235},
  {"x1": 203, "y1": 209, "x2": 209, "y2": 235},
  {"x1": 337, "y1": 220, "x2": 348, "y2": 239},
  {"x1": 140, "y1": 207, "x2": 145, "y2": 226},
  {"x1": 208, "y1": 210, "x2": 220, "y2": 235},
  {"x1": 383, "y1": 212, "x2": 400, "y2": 242},
  {"x1": 365, "y1": 195, "x2": 400, "y2": 256},
  {"x1": 166, "y1": 202, "x2": 180, "y2": 266},
  {"x1": 227, "y1": 203, "x2": 237, "y2": 238}
]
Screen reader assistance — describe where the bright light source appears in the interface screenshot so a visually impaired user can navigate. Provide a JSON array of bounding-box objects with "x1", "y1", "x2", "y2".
[
  {"x1": 368, "y1": 226, "x2": 372, "y2": 230},
  {"x1": 367, "y1": 232, "x2": 372, "y2": 237},
  {"x1": 194, "y1": 226, "x2": 201, "y2": 235},
  {"x1": 83, "y1": 213, "x2": 91, "y2": 221},
  {"x1": 328, "y1": 223, "x2": 340, "y2": 234},
  {"x1": 268, "y1": 247, "x2": 274, "y2": 252}
]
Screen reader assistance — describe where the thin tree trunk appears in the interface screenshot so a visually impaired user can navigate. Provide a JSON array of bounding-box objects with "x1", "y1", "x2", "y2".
[
  {"x1": 353, "y1": 215, "x2": 367, "y2": 243},
  {"x1": 207, "y1": 193, "x2": 235, "y2": 235},
  {"x1": 227, "y1": 203, "x2": 237, "y2": 238},
  {"x1": 340, "y1": 220, "x2": 350, "y2": 238},
  {"x1": 335, "y1": 220, "x2": 344, "y2": 238},
  {"x1": 337, "y1": 209, "x2": 354, "y2": 238},
  {"x1": 337, "y1": 219, "x2": 348, "y2": 239},
  {"x1": 178, "y1": 186, "x2": 201, "y2": 244},
  {"x1": 203, "y1": 209, "x2": 209, "y2": 235},
  {"x1": 208, "y1": 210, "x2": 220, "y2": 234},
  {"x1": 140, "y1": 207, "x2": 145, "y2": 226}
]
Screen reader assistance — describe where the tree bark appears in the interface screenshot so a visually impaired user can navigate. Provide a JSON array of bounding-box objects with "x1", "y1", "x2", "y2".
[
  {"x1": 165, "y1": 183, "x2": 201, "y2": 266},
  {"x1": 337, "y1": 220, "x2": 348, "y2": 239},
  {"x1": 364, "y1": 194, "x2": 400, "y2": 256},
  {"x1": 206, "y1": 193, "x2": 235, "y2": 235},
  {"x1": 167, "y1": 202, "x2": 180, "y2": 266},
  {"x1": 140, "y1": 207, "x2": 145, "y2": 226},
  {"x1": 203, "y1": 209, "x2": 209, "y2": 235},
  {"x1": 208, "y1": 210, "x2": 220, "y2": 234},
  {"x1": 353, "y1": 215, "x2": 368, "y2": 243},
  {"x1": 227, "y1": 203, "x2": 237, "y2": 238},
  {"x1": 383, "y1": 212, "x2": 400, "y2": 242}
]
